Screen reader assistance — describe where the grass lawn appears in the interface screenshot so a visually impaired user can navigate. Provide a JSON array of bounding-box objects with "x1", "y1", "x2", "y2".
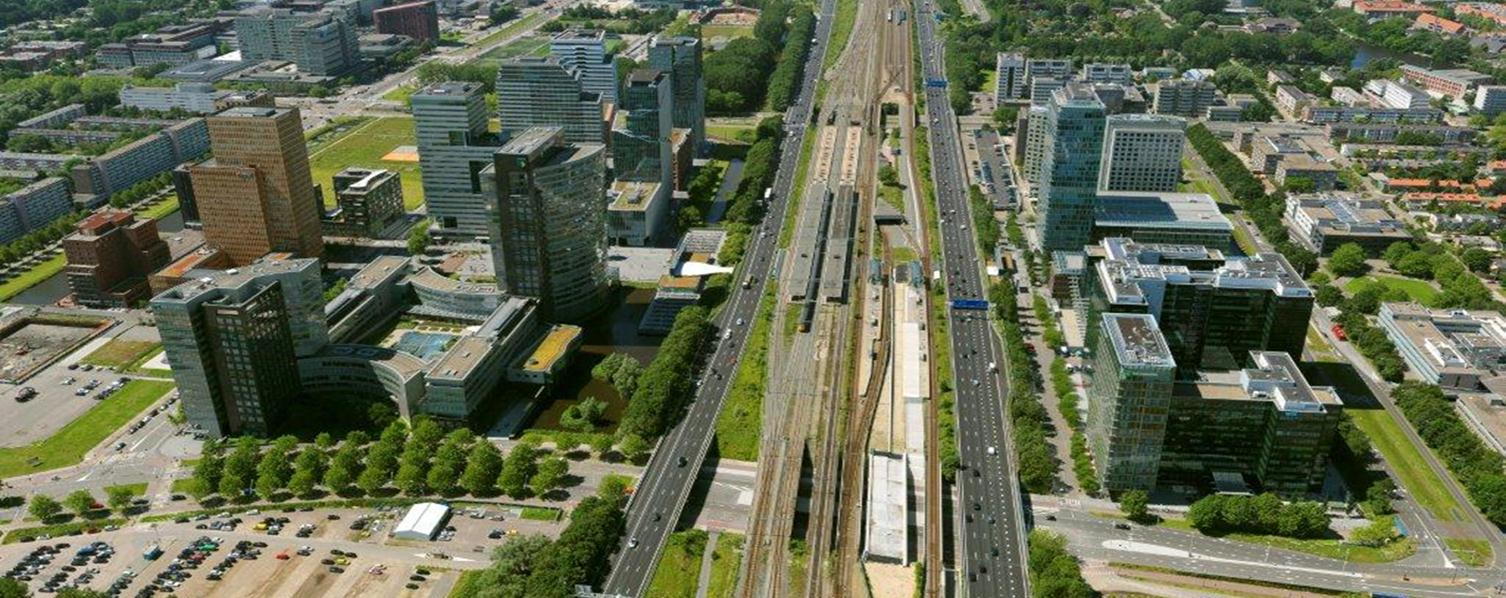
[
  {"x1": 1230, "y1": 225, "x2": 1257, "y2": 256},
  {"x1": 519, "y1": 506, "x2": 560, "y2": 521},
  {"x1": 1180, "y1": 158, "x2": 1232, "y2": 205},
  {"x1": 646, "y1": 529, "x2": 708, "y2": 598},
  {"x1": 893, "y1": 246, "x2": 919, "y2": 263},
  {"x1": 1445, "y1": 537, "x2": 1493, "y2": 567},
  {"x1": 786, "y1": 538, "x2": 809, "y2": 596},
  {"x1": 0, "y1": 380, "x2": 174, "y2": 479},
  {"x1": 104, "y1": 482, "x2": 147, "y2": 497},
  {"x1": 880, "y1": 184, "x2": 904, "y2": 212},
  {"x1": 0, "y1": 253, "x2": 65, "y2": 302},
  {"x1": 705, "y1": 533, "x2": 743, "y2": 598},
  {"x1": 716, "y1": 286, "x2": 774, "y2": 461},
  {"x1": 478, "y1": 35, "x2": 550, "y2": 63},
  {"x1": 170, "y1": 478, "x2": 198, "y2": 493},
  {"x1": 1344, "y1": 275, "x2": 1438, "y2": 304},
  {"x1": 1154, "y1": 516, "x2": 1415, "y2": 563},
  {"x1": 1349, "y1": 406, "x2": 1467, "y2": 523},
  {"x1": 823, "y1": 0, "x2": 857, "y2": 70},
  {"x1": 81, "y1": 340, "x2": 162, "y2": 370},
  {"x1": 382, "y1": 84, "x2": 416, "y2": 104},
  {"x1": 449, "y1": 569, "x2": 483, "y2": 597},
  {"x1": 476, "y1": 11, "x2": 549, "y2": 48},
  {"x1": 5, "y1": 518, "x2": 127, "y2": 545},
  {"x1": 701, "y1": 24, "x2": 754, "y2": 40},
  {"x1": 306, "y1": 117, "x2": 425, "y2": 211},
  {"x1": 707, "y1": 123, "x2": 756, "y2": 144},
  {"x1": 135, "y1": 195, "x2": 180, "y2": 221}
]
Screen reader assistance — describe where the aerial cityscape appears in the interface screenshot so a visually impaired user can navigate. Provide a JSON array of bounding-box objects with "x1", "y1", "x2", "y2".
[{"x1": 1, "y1": 0, "x2": 1506, "y2": 596}]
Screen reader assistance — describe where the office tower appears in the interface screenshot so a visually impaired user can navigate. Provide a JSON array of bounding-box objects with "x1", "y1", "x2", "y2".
[
  {"x1": 413, "y1": 82, "x2": 502, "y2": 237},
  {"x1": 485, "y1": 127, "x2": 609, "y2": 322},
  {"x1": 995, "y1": 52, "x2": 1026, "y2": 102},
  {"x1": 1098, "y1": 114, "x2": 1186, "y2": 193},
  {"x1": 191, "y1": 106, "x2": 323, "y2": 265},
  {"x1": 1083, "y1": 237, "x2": 1314, "y2": 376},
  {"x1": 171, "y1": 163, "x2": 199, "y2": 223},
  {"x1": 234, "y1": 8, "x2": 359, "y2": 76},
  {"x1": 551, "y1": 29, "x2": 619, "y2": 105},
  {"x1": 1087, "y1": 313, "x2": 1176, "y2": 492},
  {"x1": 1152, "y1": 79, "x2": 1217, "y2": 117},
  {"x1": 373, "y1": 1, "x2": 440, "y2": 43},
  {"x1": 614, "y1": 69, "x2": 674, "y2": 188},
  {"x1": 1037, "y1": 84, "x2": 1107, "y2": 252},
  {"x1": 326, "y1": 168, "x2": 404, "y2": 237},
  {"x1": 151, "y1": 256, "x2": 325, "y2": 438},
  {"x1": 496, "y1": 56, "x2": 606, "y2": 145},
  {"x1": 1020, "y1": 105, "x2": 1049, "y2": 190},
  {"x1": 63, "y1": 211, "x2": 171, "y2": 308},
  {"x1": 648, "y1": 36, "x2": 706, "y2": 151},
  {"x1": 1082, "y1": 63, "x2": 1133, "y2": 85}
]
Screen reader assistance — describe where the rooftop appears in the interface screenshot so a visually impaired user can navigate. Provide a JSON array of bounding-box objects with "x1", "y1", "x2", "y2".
[
  {"x1": 349, "y1": 255, "x2": 409, "y2": 290},
  {"x1": 1287, "y1": 192, "x2": 1407, "y2": 235},
  {"x1": 609, "y1": 180, "x2": 663, "y2": 211},
  {"x1": 319, "y1": 343, "x2": 428, "y2": 378},
  {"x1": 1381, "y1": 302, "x2": 1506, "y2": 373},
  {"x1": 1095, "y1": 237, "x2": 1311, "y2": 305},
  {"x1": 521, "y1": 325, "x2": 582, "y2": 373},
  {"x1": 1094, "y1": 191, "x2": 1234, "y2": 232},
  {"x1": 1104, "y1": 313, "x2": 1175, "y2": 368}
]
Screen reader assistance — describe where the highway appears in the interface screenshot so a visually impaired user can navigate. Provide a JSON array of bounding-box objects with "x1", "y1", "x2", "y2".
[
  {"x1": 914, "y1": 4, "x2": 1030, "y2": 596},
  {"x1": 599, "y1": 0, "x2": 841, "y2": 593}
]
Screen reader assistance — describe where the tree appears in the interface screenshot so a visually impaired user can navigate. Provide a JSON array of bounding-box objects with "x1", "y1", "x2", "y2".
[
  {"x1": 619, "y1": 433, "x2": 649, "y2": 464},
  {"x1": 1327, "y1": 243, "x2": 1369, "y2": 277},
  {"x1": 1461, "y1": 247, "x2": 1493, "y2": 273},
  {"x1": 531, "y1": 456, "x2": 569, "y2": 497},
  {"x1": 288, "y1": 469, "x2": 318, "y2": 498},
  {"x1": 1120, "y1": 490, "x2": 1150, "y2": 523},
  {"x1": 407, "y1": 221, "x2": 431, "y2": 255},
  {"x1": 396, "y1": 459, "x2": 428, "y2": 496},
  {"x1": 0, "y1": 577, "x2": 28, "y2": 598},
  {"x1": 1315, "y1": 284, "x2": 1343, "y2": 307},
  {"x1": 498, "y1": 442, "x2": 539, "y2": 498},
  {"x1": 105, "y1": 486, "x2": 134, "y2": 513},
  {"x1": 324, "y1": 461, "x2": 354, "y2": 494},
  {"x1": 356, "y1": 466, "x2": 388, "y2": 495},
  {"x1": 63, "y1": 490, "x2": 95, "y2": 516},
  {"x1": 314, "y1": 432, "x2": 335, "y2": 450},
  {"x1": 589, "y1": 434, "x2": 614, "y2": 458},
  {"x1": 461, "y1": 441, "x2": 504, "y2": 496},
  {"x1": 560, "y1": 397, "x2": 608, "y2": 432},
  {"x1": 29, "y1": 494, "x2": 62, "y2": 522},
  {"x1": 1350, "y1": 518, "x2": 1397, "y2": 547}
]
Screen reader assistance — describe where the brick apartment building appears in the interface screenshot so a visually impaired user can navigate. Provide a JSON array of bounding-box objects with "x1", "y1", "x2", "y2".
[{"x1": 64, "y1": 211, "x2": 172, "y2": 308}]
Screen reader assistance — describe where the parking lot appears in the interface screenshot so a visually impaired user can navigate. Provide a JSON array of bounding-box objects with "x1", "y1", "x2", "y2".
[{"x1": 0, "y1": 504, "x2": 567, "y2": 596}]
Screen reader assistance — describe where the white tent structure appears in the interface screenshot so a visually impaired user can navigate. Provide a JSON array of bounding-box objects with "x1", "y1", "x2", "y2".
[{"x1": 392, "y1": 502, "x2": 451, "y2": 541}]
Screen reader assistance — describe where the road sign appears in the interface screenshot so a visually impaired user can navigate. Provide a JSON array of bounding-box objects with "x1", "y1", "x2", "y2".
[
  {"x1": 926, "y1": 79, "x2": 948, "y2": 88},
  {"x1": 951, "y1": 299, "x2": 989, "y2": 310}
]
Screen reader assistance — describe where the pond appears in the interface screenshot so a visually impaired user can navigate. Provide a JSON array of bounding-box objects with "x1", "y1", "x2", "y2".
[
  {"x1": 1351, "y1": 41, "x2": 1441, "y2": 70},
  {"x1": 526, "y1": 286, "x2": 665, "y2": 433}
]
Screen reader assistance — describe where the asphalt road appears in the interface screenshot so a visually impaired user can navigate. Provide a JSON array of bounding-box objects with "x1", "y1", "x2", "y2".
[
  {"x1": 914, "y1": 6, "x2": 1030, "y2": 597},
  {"x1": 599, "y1": 0, "x2": 841, "y2": 593}
]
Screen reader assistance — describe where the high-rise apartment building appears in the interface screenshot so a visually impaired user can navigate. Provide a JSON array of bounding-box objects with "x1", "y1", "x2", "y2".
[
  {"x1": 1098, "y1": 114, "x2": 1186, "y2": 193},
  {"x1": 1037, "y1": 84, "x2": 1107, "y2": 252},
  {"x1": 614, "y1": 69, "x2": 674, "y2": 188},
  {"x1": 412, "y1": 82, "x2": 502, "y2": 237},
  {"x1": 151, "y1": 256, "x2": 325, "y2": 438},
  {"x1": 551, "y1": 29, "x2": 619, "y2": 105},
  {"x1": 191, "y1": 107, "x2": 324, "y2": 265},
  {"x1": 63, "y1": 211, "x2": 171, "y2": 308},
  {"x1": 1089, "y1": 313, "x2": 1342, "y2": 497},
  {"x1": 1082, "y1": 62, "x2": 1133, "y2": 85},
  {"x1": 995, "y1": 52, "x2": 1026, "y2": 102},
  {"x1": 496, "y1": 56, "x2": 605, "y2": 145},
  {"x1": 373, "y1": 1, "x2": 440, "y2": 43},
  {"x1": 1083, "y1": 238, "x2": 1314, "y2": 376},
  {"x1": 1152, "y1": 79, "x2": 1217, "y2": 117},
  {"x1": 648, "y1": 36, "x2": 706, "y2": 151},
  {"x1": 234, "y1": 8, "x2": 359, "y2": 76},
  {"x1": 485, "y1": 127, "x2": 609, "y2": 322}
]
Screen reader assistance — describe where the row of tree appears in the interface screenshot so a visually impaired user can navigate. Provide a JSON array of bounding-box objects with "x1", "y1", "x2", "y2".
[
  {"x1": 1186, "y1": 124, "x2": 1318, "y2": 276},
  {"x1": 1027, "y1": 530, "x2": 1097, "y2": 598},
  {"x1": 718, "y1": 117, "x2": 784, "y2": 266},
  {"x1": 1186, "y1": 493, "x2": 1331, "y2": 539},
  {"x1": 0, "y1": 209, "x2": 86, "y2": 267},
  {"x1": 28, "y1": 486, "x2": 137, "y2": 523},
  {"x1": 1392, "y1": 382, "x2": 1506, "y2": 525},
  {"x1": 457, "y1": 480, "x2": 628, "y2": 598},
  {"x1": 186, "y1": 419, "x2": 572, "y2": 502},
  {"x1": 705, "y1": 0, "x2": 803, "y2": 114},
  {"x1": 765, "y1": 7, "x2": 816, "y2": 112},
  {"x1": 617, "y1": 306, "x2": 711, "y2": 441},
  {"x1": 989, "y1": 281, "x2": 1056, "y2": 493}
]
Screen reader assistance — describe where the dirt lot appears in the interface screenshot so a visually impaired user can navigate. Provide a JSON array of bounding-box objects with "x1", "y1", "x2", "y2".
[{"x1": 0, "y1": 321, "x2": 102, "y2": 383}]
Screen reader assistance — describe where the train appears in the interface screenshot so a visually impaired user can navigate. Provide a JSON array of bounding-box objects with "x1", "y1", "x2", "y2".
[{"x1": 797, "y1": 188, "x2": 838, "y2": 333}]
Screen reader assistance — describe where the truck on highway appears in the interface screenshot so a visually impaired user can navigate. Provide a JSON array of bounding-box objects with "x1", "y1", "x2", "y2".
[{"x1": 988, "y1": 362, "x2": 997, "y2": 372}]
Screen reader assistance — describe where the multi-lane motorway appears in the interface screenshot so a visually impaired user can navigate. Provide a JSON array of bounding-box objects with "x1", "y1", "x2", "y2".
[
  {"x1": 600, "y1": 0, "x2": 840, "y2": 594},
  {"x1": 914, "y1": 4, "x2": 1030, "y2": 596}
]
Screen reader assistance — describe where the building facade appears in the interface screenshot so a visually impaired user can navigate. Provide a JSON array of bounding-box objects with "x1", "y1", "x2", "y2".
[
  {"x1": 63, "y1": 211, "x2": 171, "y2": 308},
  {"x1": 412, "y1": 82, "x2": 502, "y2": 237},
  {"x1": 191, "y1": 107, "x2": 324, "y2": 264},
  {"x1": 324, "y1": 168, "x2": 404, "y2": 237},
  {"x1": 994, "y1": 52, "x2": 1026, "y2": 102},
  {"x1": 0, "y1": 177, "x2": 73, "y2": 245},
  {"x1": 1038, "y1": 84, "x2": 1107, "y2": 252},
  {"x1": 1284, "y1": 193, "x2": 1409, "y2": 255},
  {"x1": 486, "y1": 127, "x2": 610, "y2": 322},
  {"x1": 1098, "y1": 114, "x2": 1185, "y2": 193},
  {"x1": 496, "y1": 56, "x2": 605, "y2": 145},
  {"x1": 551, "y1": 29, "x2": 619, "y2": 105},
  {"x1": 373, "y1": 1, "x2": 440, "y2": 43},
  {"x1": 1151, "y1": 79, "x2": 1217, "y2": 117},
  {"x1": 648, "y1": 36, "x2": 706, "y2": 151},
  {"x1": 1088, "y1": 313, "x2": 1177, "y2": 492},
  {"x1": 234, "y1": 8, "x2": 360, "y2": 76},
  {"x1": 614, "y1": 69, "x2": 674, "y2": 189}
]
